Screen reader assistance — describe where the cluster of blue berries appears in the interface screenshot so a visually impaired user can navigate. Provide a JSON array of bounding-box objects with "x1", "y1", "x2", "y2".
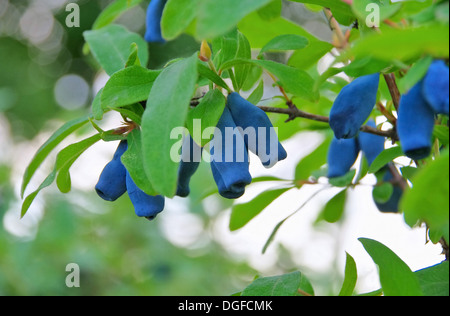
[
  {"x1": 95, "y1": 93, "x2": 287, "y2": 220},
  {"x1": 210, "y1": 93, "x2": 287, "y2": 199},
  {"x1": 326, "y1": 61, "x2": 449, "y2": 213},
  {"x1": 397, "y1": 60, "x2": 449, "y2": 160},
  {"x1": 96, "y1": 1, "x2": 287, "y2": 221}
]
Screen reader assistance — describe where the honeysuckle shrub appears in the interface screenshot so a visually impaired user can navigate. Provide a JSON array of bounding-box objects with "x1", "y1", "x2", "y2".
[{"x1": 20, "y1": 0, "x2": 449, "y2": 296}]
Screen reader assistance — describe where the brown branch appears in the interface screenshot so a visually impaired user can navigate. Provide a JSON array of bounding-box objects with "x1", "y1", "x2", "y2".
[
  {"x1": 258, "y1": 105, "x2": 398, "y2": 140},
  {"x1": 383, "y1": 74, "x2": 401, "y2": 111},
  {"x1": 376, "y1": 101, "x2": 397, "y2": 125},
  {"x1": 323, "y1": 8, "x2": 347, "y2": 49}
]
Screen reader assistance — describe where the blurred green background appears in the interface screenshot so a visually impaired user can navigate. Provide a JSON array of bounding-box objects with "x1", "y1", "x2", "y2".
[
  {"x1": 0, "y1": 0, "x2": 261, "y2": 296},
  {"x1": 0, "y1": 0, "x2": 445, "y2": 296}
]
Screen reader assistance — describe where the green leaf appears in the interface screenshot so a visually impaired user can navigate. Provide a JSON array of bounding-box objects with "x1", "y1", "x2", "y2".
[
  {"x1": 246, "y1": 80, "x2": 264, "y2": 105},
  {"x1": 260, "y1": 34, "x2": 309, "y2": 55},
  {"x1": 368, "y1": 146, "x2": 404, "y2": 174},
  {"x1": 196, "y1": 0, "x2": 273, "y2": 40},
  {"x1": 91, "y1": 88, "x2": 104, "y2": 120},
  {"x1": 238, "y1": 11, "x2": 319, "y2": 49},
  {"x1": 401, "y1": 152, "x2": 449, "y2": 243},
  {"x1": 262, "y1": 217, "x2": 289, "y2": 254},
  {"x1": 342, "y1": 24, "x2": 449, "y2": 62},
  {"x1": 141, "y1": 54, "x2": 198, "y2": 197},
  {"x1": 257, "y1": 0, "x2": 282, "y2": 20},
  {"x1": 359, "y1": 238, "x2": 424, "y2": 296},
  {"x1": 328, "y1": 169, "x2": 357, "y2": 187},
  {"x1": 55, "y1": 134, "x2": 102, "y2": 194},
  {"x1": 342, "y1": 56, "x2": 393, "y2": 78},
  {"x1": 229, "y1": 187, "x2": 292, "y2": 231},
  {"x1": 121, "y1": 129, "x2": 157, "y2": 196},
  {"x1": 288, "y1": 40, "x2": 333, "y2": 70},
  {"x1": 352, "y1": 0, "x2": 402, "y2": 22},
  {"x1": 92, "y1": 0, "x2": 142, "y2": 30},
  {"x1": 161, "y1": 0, "x2": 201, "y2": 40},
  {"x1": 317, "y1": 189, "x2": 347, "y2": 224},
  {"x1": 113, "y1": 103, "x2": 144, "y2": 125},
  {"x1": 101, "y1": 65, "x2": 161, "y2": 110},
  {"x1": 21, "y1": 116, "x2": 91, "y2": 198},
  {"x1": 21, "y1": 133, "x2": 102, "y2": 217},
  {"x1": 415, "y1": 261, "x2": 449, "y2": 296},
  {"x1": 221, "y1": 58, "x2": 318, "y2": 102},
  {"x1": 234, "y1": 31, "x2": 252, "y2": 92},
  {"x1": 339, "y1": 252, "x2": 358, "y2": 296},
  {"x1": 372, "y1": 182, "x2": 394, "y2": 204},
  {"x1": 289, "y1": 0, "x2": 354, "y2": 25},
  {"x1": 125, "y1": 42, "x2": 141, "y2": 68},
  {"x1": 433, "y1": 124, "x2": 449, "y2": 146},
  {"x1": 253, "y1": 59, "x2": 318, "y2": 102},
  {"x1": 213, "y1": 28, "x2": 239, "y2": 72},
  {"x1": 197, "y1": 62, "x2": 231, "y2": 91},
  {"x1": 241, "y1": 271, "x2": 314, "y2": 296},
  {"x1": 83, "y1": 24, "x2": 149, "y2": 75},
  {"x1": 400, "y1": 166, "x2": 418, "y2": 181},
  {"x1": 186, "y1": 89, "x2": 226, "y2": 147},
  {"x1": 397, "y1": 55, "x2": 433, "y2": 94}
]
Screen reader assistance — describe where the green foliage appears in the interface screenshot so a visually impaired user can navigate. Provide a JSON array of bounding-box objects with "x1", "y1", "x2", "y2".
[
  {"x1": 359, "y1": 238, "x2": 423, "y2": 296},
  {"x1": 83, "y1": 24, "x2": 149, "y2": 75},
  {"x1": 11, "y1": 0, "x2": 449, "y2": 297},
  {"x1": 240, "y1": 271, "x2": 314, "y2": 296},
  {"x1": 141, "y1": 54, "x2": 198, "y2": 197},
  {"x1": 402, "y1": 151, "x2": 449, "y2": 243}
]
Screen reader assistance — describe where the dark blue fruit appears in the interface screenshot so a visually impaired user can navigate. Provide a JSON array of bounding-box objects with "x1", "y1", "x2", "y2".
[
  {"x1": 397, "y1": 81, "x2": 436, "y2": 160},
  {"x1": 226, "y1": 92, "x2": 287, "y2": 168},
  {"x1": 126, "y1": 171, "x2": 165, "y2": 220},
  {"x1": 176, "y1": 135, "x2": 202, "y2": 198},
  {"x1": 327, "y1": 137, "x2": 360, "y2": 178},
  {"x1": 144, "y1": 0, "x2": 167, "y2": 43},
  {"x1": 329, "y1": 73, "x2": 380, "y2": 139},
  {"x1": 422, "y1": 60, "x2": 449, "y2": 116},
  {"x1": 357, "y1": 120, "x2": 386, "y2": 166},
  {"x1": 95, "y1": 141, "x2": 128, "y2": 201},
  {"x1": 210, "y1": 107, "x2": 252, "y2": 199}
]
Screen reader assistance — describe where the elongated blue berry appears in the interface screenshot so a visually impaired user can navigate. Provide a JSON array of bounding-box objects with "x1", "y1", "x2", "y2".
[
  {"x1": 126, "y1": 171, "x2": 165, "y2": 220},
  {"x1": 144, "y1": 0, "x2": 167, "y2": 43},
  {"x1": 226, "y1": 92, "x2": 287, "y2": 168},
  {"x1": 176, "y1": 135, "x2": 202, "y2": 197},
  {"x1": 329, "y1": 73, "x2": 380, "y2": 139},
  {"x1": 210, "y1": 107, "x2": 252, "y2": 199},
  {"x1": 423, "y1": 60, "x2": 449, "y2": 116},
  {"x1": 95, "y1": 141, "x2": 128, "y2": 201},
  {"x1": 397, "y1": 81, "x2": 436, "y2": 160},
  {"x1": 357, "y1": 120, "x2": 385, "y2": 166},
  {"x1": 327, "y1": 137, "x2": 360, "y2": 178},
  {"x1": 373, "y1": 170, "x2": 402, "y2": 213}
]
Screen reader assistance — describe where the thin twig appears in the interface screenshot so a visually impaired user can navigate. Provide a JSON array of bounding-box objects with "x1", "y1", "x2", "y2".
[
  {"x1": 383, "y1": 74, "x2": 401, "y2": 111},
  {"x1": 376, "y1": 101, "x2": 397, "y2": 125},
  {"x1": 323, "y1": 8, "x2": 347, "y2": 49},
  {"x1": 258, "y1": 105, "x2": 398, "y2": 139}
]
